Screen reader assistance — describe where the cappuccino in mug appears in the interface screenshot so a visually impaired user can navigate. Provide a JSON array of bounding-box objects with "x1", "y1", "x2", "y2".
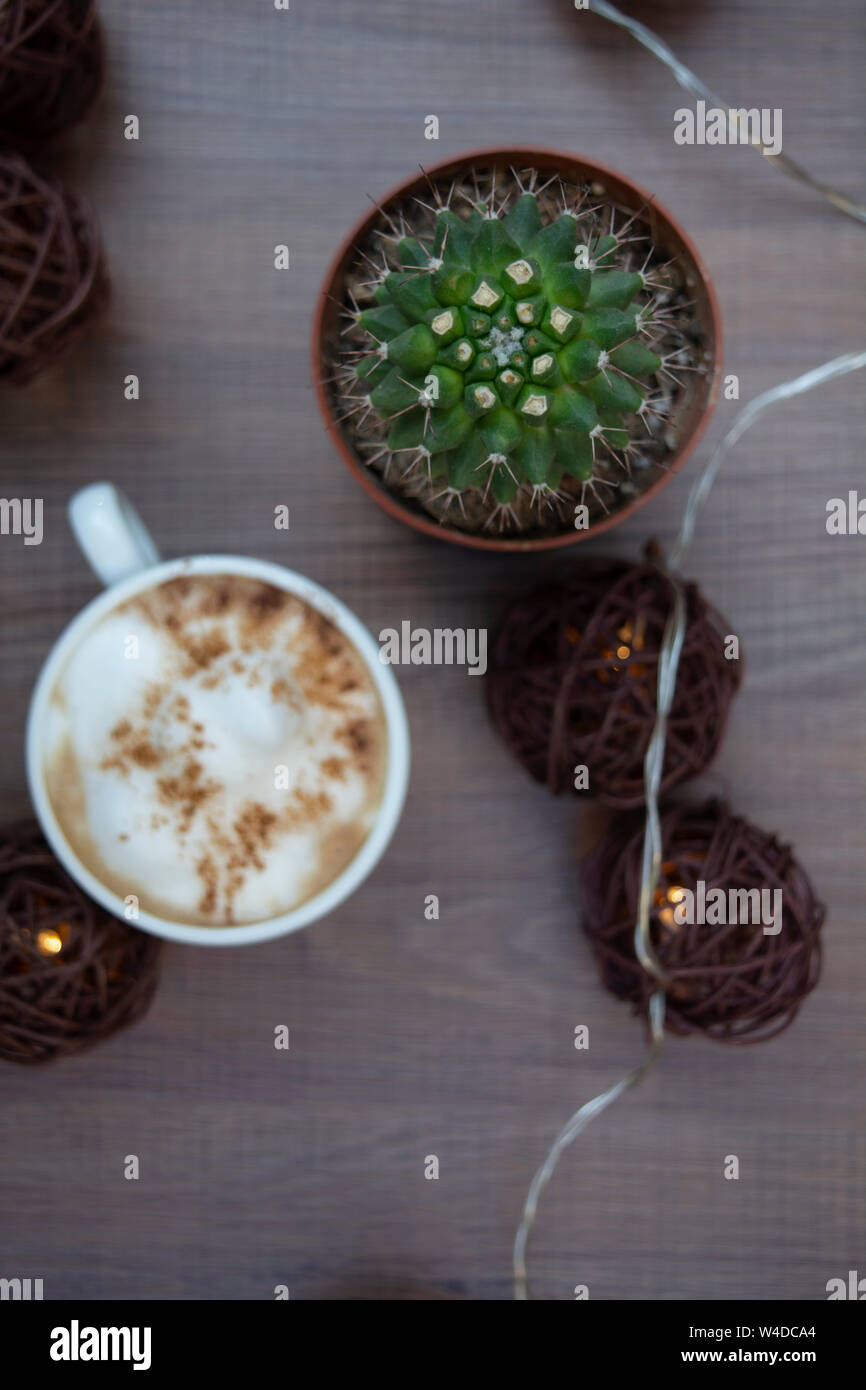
[{"x1": 41, "y1": 573, "x2": 388, "y2": 926}]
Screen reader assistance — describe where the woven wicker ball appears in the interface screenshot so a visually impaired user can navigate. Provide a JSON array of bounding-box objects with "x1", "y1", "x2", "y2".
[
  {"x1": 0, "y1": 149, "x2": 108, "y2": 383},
  {"x1": 486, "y1": 557, "x2": 742, "y2": 808},
  {"x1": 0, "y1": 0, "x2": 104, "y2": 147},
  {"x1": 581, "y1": 799, "x2": 824, "y2": 1044},
  {"x1": 0, "y1": 821, "x2": 161, "y2": 1064}
]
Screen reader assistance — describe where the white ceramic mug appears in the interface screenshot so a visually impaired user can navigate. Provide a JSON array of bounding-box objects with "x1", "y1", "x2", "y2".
[{"x1": 26, "y1": 483, "x2": 411, "y2": 947}]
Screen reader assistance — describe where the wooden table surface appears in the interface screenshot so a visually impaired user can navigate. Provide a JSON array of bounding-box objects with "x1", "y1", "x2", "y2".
[{"x1": 1, "y1": 0, "x2": 864, "y2": 1301}]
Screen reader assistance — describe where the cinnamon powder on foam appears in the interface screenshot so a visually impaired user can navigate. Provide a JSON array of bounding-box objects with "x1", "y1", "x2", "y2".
[{"x1": 49, "y1": 576, "x2": 387, "y2": 925}]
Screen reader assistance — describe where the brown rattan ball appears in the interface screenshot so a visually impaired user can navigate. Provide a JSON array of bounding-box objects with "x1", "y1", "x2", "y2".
[
  {"x1": 486, "y1": 556, "x2": 742, "y2": 808},
  {"x1": 0, "y1": 821, "x2": 161, "y2": 1064},
  {"x1": 581, "y1": 799, "x2": 824, "y2": 1044},
  {"x1": 0, "y1": 1, "x2": 104, "y2": 148},
  {"x1": 0, "y1": 149, "x2": 108, "y2": 383}
]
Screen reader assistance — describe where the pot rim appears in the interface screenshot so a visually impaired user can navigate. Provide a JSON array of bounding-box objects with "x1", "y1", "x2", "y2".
[{"x1": 312, "y1": 145, "x2": 723, "y2": 554}]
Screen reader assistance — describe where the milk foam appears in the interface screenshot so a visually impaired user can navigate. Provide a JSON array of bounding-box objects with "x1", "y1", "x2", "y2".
[{"x1": 43, "y1": 575, "x2": 387, "y2": 925}]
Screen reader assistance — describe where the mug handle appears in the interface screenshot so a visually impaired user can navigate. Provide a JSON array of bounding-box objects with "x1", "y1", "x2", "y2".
[{"x1": 68, "y1": 482, "x2": 161, "y2": 587}]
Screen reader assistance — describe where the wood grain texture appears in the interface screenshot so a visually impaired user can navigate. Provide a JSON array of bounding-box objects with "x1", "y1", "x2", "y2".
[{"x1": 1, "y1": 0, "x2": 864, "y2": 1301}]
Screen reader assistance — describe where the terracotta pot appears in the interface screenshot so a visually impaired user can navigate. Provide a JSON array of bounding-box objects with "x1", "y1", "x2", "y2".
[{"x1": 312, "y1": 146, "x2": 722, "y2": 553}]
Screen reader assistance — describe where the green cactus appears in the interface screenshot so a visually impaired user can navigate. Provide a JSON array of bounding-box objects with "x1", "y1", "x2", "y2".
[{"x1": 345, "y1": 188, "x2": 664, "y2": 517}]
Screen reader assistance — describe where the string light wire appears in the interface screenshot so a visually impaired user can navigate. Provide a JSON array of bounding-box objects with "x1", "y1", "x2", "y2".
[
  {"x1": 513, "y1": 350, "x2": 866, "y2": 1300},
  {"x1": 587, "y1": 0, "x2": 866, "y2": 225}
]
